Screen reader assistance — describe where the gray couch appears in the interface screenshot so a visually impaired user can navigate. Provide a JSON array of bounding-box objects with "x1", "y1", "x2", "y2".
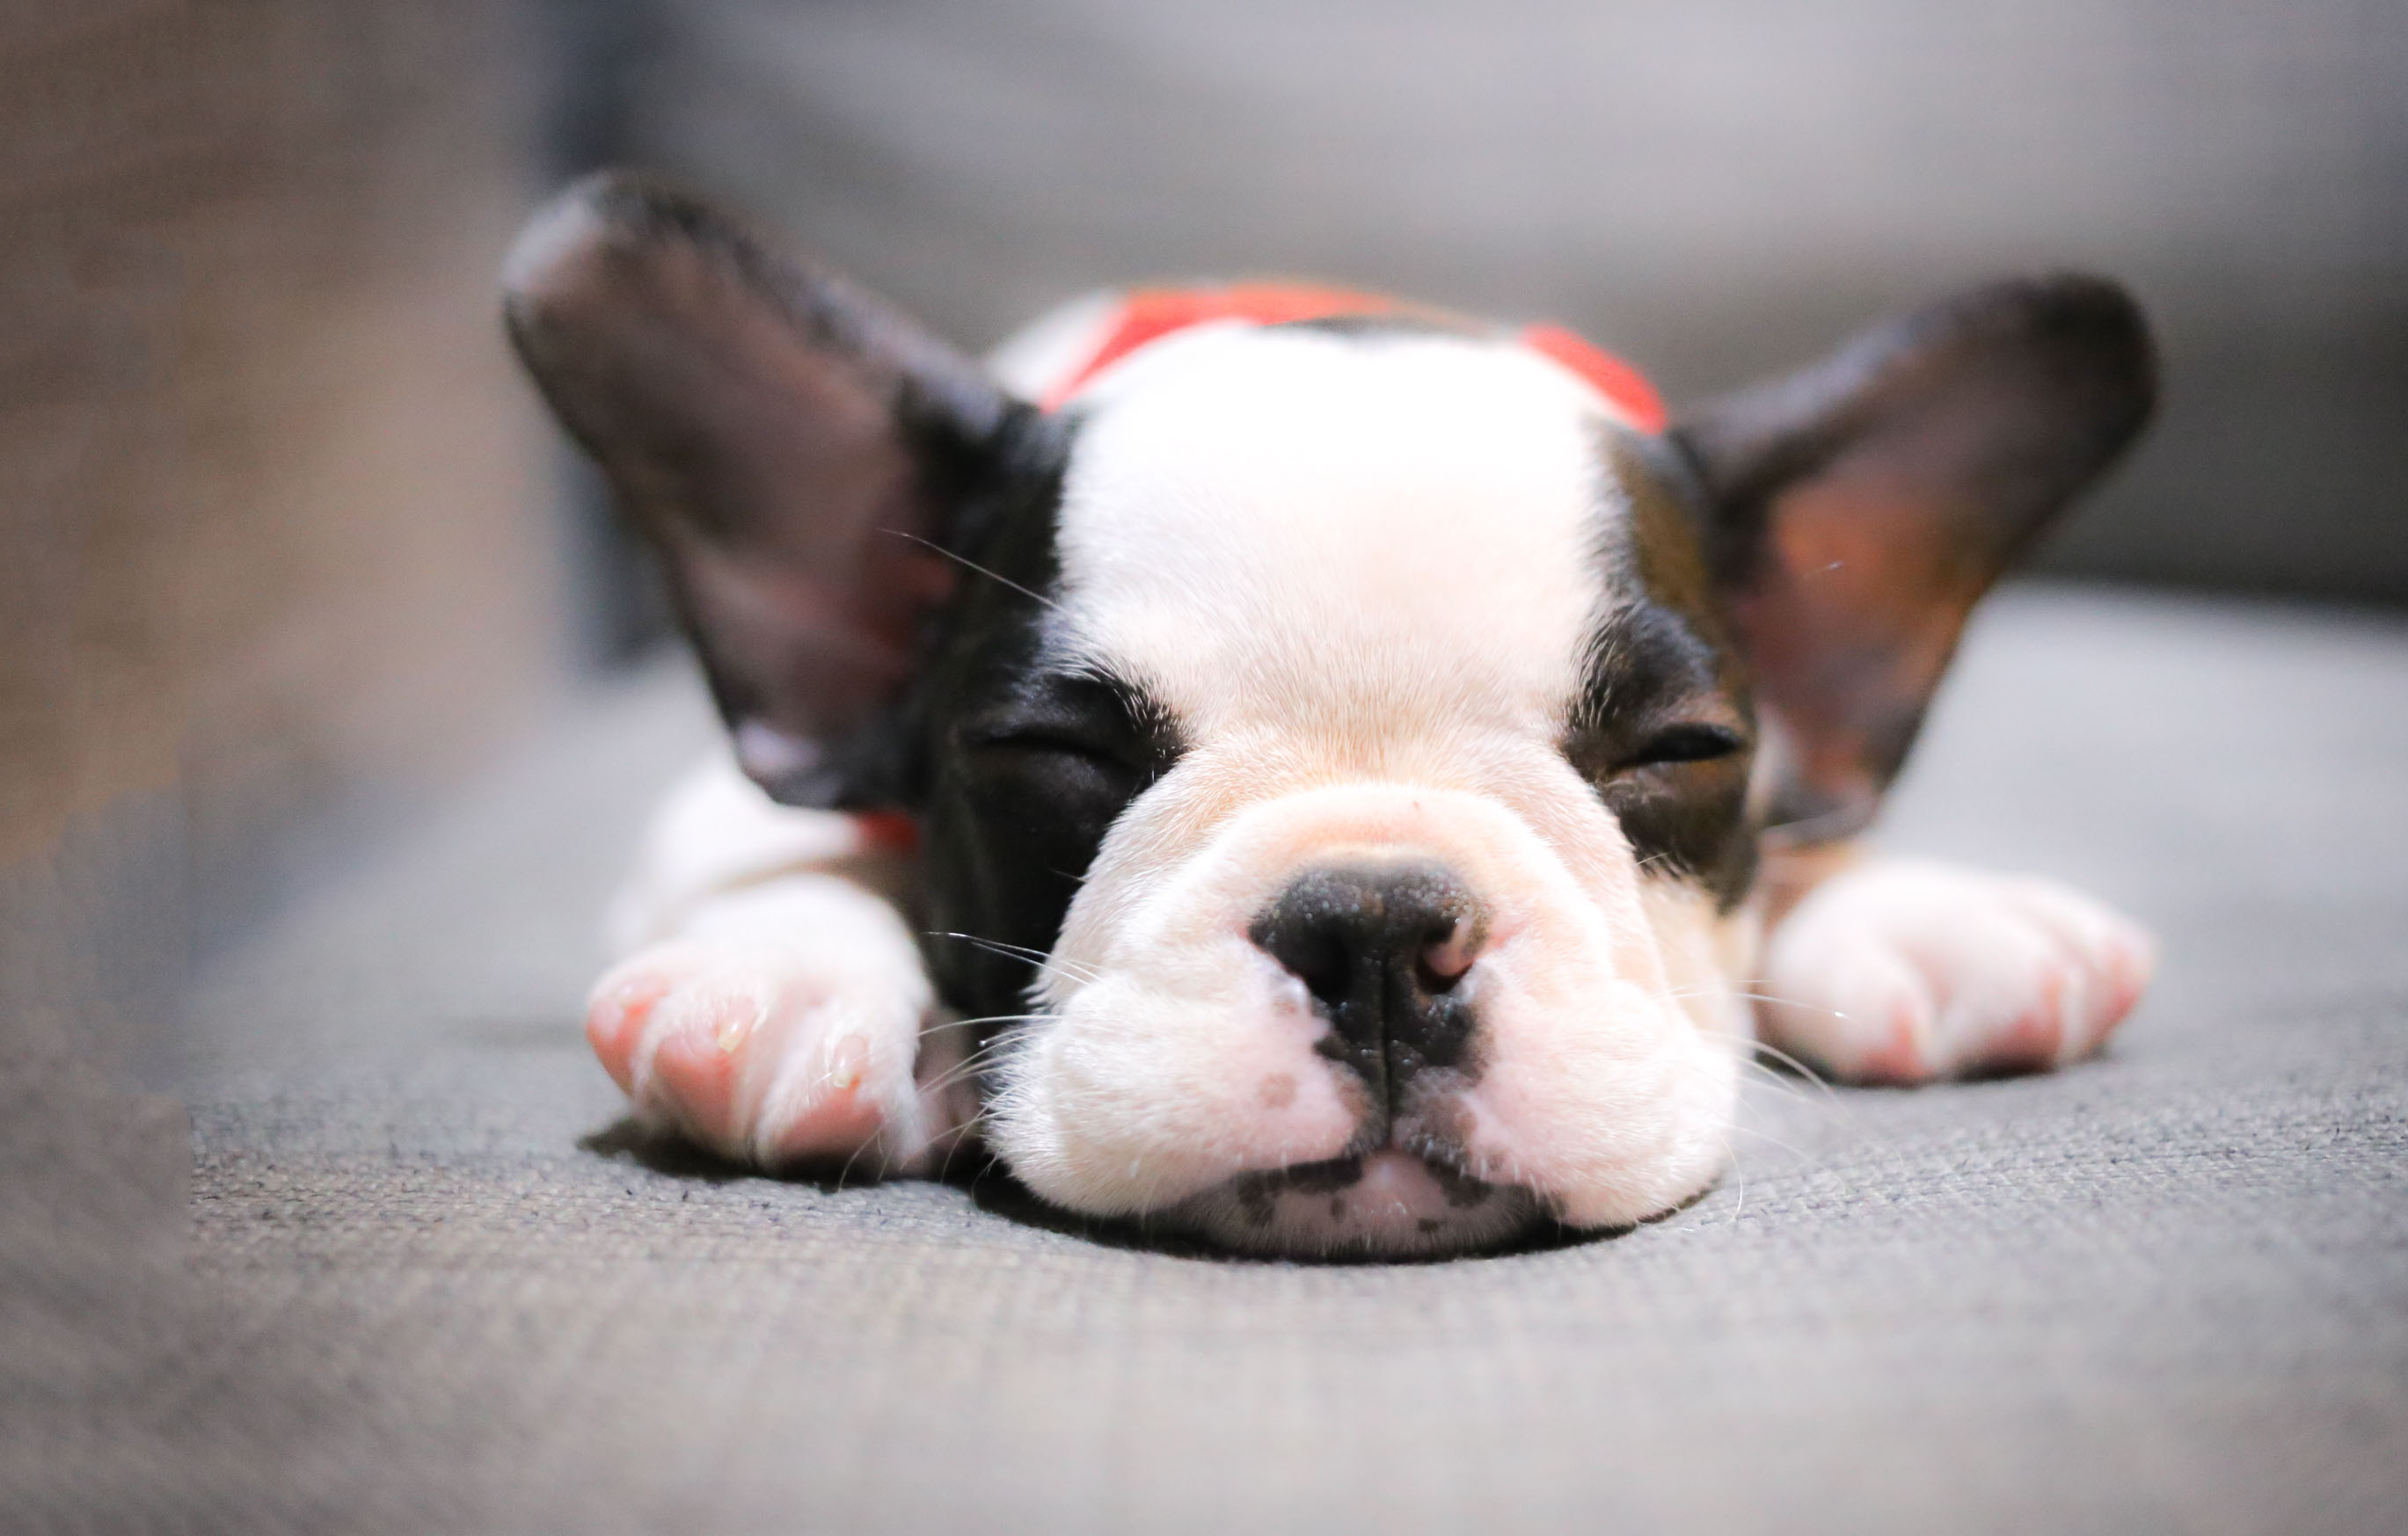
[{"x1": 23, "y1": 583, "x2": 2381, "y2": 1534}]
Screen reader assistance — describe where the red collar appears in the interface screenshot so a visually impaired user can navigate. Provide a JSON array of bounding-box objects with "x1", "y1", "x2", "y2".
[{"x1": 1036, "y1": 282, "x2": 1666, "y2": 434}]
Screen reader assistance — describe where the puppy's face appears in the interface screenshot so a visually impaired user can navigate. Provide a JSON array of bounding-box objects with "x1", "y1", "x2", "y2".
[
  {"x1": 507, "y1": 175, "x2": 2155, "y2": 1256},
  {"x1": 920, "y1": 328, "x2": 1754, "y2": 1252}
]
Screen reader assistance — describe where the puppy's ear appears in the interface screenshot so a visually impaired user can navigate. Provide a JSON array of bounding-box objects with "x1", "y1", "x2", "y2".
[
  {"x1": 503, "y1": 171, "x2": 1016, "y2": 807},
  {"x1": 1673, "y1": 274, "x2": 2156, "y2": 844}
]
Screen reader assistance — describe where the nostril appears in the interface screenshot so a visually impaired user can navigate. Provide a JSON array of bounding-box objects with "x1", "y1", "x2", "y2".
[
  {"x1": 1287, "y1": 936, "x2": 1355, "y2": 1014},
  {"x1": 1416, "y1": 916, "x2": 1478, "y2": 994}
]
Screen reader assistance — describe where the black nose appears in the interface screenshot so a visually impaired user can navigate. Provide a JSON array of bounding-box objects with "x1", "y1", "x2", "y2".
[{"x1": 1248, "y1": 860, "x2": 1487, "y2": 1111}]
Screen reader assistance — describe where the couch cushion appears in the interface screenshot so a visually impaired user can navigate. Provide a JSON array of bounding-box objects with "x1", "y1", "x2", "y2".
[{"x1": 156, "y1": 583, "x2": 2408, "y2": 1535}]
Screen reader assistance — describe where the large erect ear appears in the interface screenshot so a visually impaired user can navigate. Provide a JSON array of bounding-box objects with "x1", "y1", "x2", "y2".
[
  {"x1": 503, "y1": 171, "x2": 1015, "y2": 807},
  {"x1": 1673, "y1": 274, "x2": 2156, "y2": 845}
]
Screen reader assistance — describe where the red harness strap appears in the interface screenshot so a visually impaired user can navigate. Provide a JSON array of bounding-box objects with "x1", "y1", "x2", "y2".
[
  {"x1": 1516, "y1": 324, "x2": 1667, "y2": 435},
  {"x1": 850, "y1": 809, "x2": 921, "y2": 855},
  {"x1": 1037, "y1": 282, "x2": 1666, "y2": 434}
]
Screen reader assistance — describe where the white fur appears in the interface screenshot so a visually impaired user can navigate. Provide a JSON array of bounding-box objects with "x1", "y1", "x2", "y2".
[
  {"x1": 967, "y1": 327, "x2": 1748, "y2": 1248},
  {"x1": 591, "y1": 756, "x2": 965, "y2": 1173},
  {"x1": 1051, "y1": 326, "x2": 1615, "y2": 746},
  {"x1": 1758, "y1": 859, "x2": 2155, "y2": 1081}
]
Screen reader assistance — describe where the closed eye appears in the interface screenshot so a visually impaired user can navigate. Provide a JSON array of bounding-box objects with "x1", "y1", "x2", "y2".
[
  {"x1": 971, "y1": 729, "x2": 1114, "y2": 757},
  {"x1": 955, "y1": 667, "x2": 1186, "y2": 788},
  {"x1": 967, "y1": 728, "x2": 1149, "y2": 770},
  {"x1": 963, "y1": 731, "x2": 1175, "y2": 804},
  {"x1": 1622, "y1": 724, "x2": 1745, "y2": 770}
]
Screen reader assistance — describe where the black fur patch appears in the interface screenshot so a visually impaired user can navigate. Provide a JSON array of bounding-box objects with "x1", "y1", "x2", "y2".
[
  {"x1": 906, "y1": 421, "x2": 1187, "y2": 1028},
  {"x1": 1562, "y1": 427, "x2": 1761, "y2": 909}
]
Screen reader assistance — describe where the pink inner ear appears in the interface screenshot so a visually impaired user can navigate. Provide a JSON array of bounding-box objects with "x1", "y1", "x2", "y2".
[
  {"x1": 1733, "y1": 467, "x2": 1991, "y2": 829},
  {"x1": 506, "y1": 174, "x2": 1013, "y2": 801},
  {"x1": 1678, "y1": 276, "x2": 2155, "y2": 837}
]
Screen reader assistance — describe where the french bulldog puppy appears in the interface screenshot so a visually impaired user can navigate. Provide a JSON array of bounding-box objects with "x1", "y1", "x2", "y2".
[{"x1": 505, "y1": 173, "x2": 2158, "y2": 1257}]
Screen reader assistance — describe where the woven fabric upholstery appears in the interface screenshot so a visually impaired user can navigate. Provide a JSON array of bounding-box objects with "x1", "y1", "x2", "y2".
[{"x1": 25, "y1": 585, "x2": 2403, "y2": 1535}]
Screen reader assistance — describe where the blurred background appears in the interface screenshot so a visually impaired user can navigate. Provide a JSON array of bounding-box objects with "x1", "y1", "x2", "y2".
[{"x1": 3, "y1": 0, "x2": 2404, "y2": 1087}]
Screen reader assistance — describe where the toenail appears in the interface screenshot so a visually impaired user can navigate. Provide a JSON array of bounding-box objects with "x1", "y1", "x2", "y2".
[
  {"x1": 713, "y1": 998, "x2": 763, "y2": 1053},
  {"x1": 825, "y1": 1034, "x2": 868, "y2": 1092}
]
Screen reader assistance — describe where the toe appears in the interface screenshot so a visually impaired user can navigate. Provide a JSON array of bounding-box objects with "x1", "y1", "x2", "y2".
[
  {"x1": 1961, "y1": 963, "x2": 2069, "y2": 1074},
  {"x1": 586, "y1": 949, "x2": 702, "y2": 1094},
  {"x1": 589, "y1": 947, "x2": 781, "y2": 1157},
  {"x1": 2096, "y1": 924, "x2": 2157, "y2": 1030},
  {"x1": 1849, "y1": 973, "x2": 1942, "y2": 1084},
  {"x1": 2064, "y1": 925, "x2": 2153, "y2": 1061},
  {"x1": 756, "y1": 1030, "x2": 892, "y2": 1166},
  {"x1": 1923, "y1": 912, "x2": 2066, "y2": 1077},
  {"x1": 645, "y1": 990, "x2": 762, "y2": 1152},
  {"x1": 1996, "y1": 881, "x2": 2156, "y2": 1061},
  {"x1": 1762, "y1": 940, "x2": 1939, "y2": 1084}
]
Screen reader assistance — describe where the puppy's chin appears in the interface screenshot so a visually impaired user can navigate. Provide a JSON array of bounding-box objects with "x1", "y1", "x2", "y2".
[{"x1": 1153, "y1": 1149, "x2": 1551, "y2": 1259}]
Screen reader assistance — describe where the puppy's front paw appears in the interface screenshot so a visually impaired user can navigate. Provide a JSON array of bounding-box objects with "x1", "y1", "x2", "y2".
[
  {"x1": 585, "y1": 943, "x2": 968, "y2": 1174},
  {"x1": 1758, "y1": 860, "x2": 2155, "y2": 1084}
]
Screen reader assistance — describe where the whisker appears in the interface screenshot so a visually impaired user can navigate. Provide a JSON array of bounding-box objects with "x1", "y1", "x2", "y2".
[
  {"x1": 933, "y1": 1011, "x2": 1054, "y2": 1033},
  {"x1": 917, "y1": 1040, "x2": 1033, "y2": 1098},
  {"x1": 927, "y1": 933, "x2": 1054, "y2": 965},
  {"x1": 1667, "y1": 984, "x2": 1851, "y2": 1022},
  {"x1": 920, "y1": 1031, "x2": 1019, "y2": 1074},
  {"x1": 1729, "y1": 1057, "x2": 1817, "y2": 1106},
  {"x1": 1699, "y1": 1124, "x2": 1744, "y2": 1232},
  {"x1": 1722, "y1": 1119, "x2": 1811, "y2": 1161},
  {"x1": 938, "y1": 1092, "x2": 1011, "y2": 1182},
  {"x1": 833, "y1": 1126, "x2": 879, "y2": 1190},
  {"x1": 1727, "y1": 1135, "x2": 1745, "y2": 1228},
  {"x1": 1740, "y1": 1037, "x2": 1840, "y2": 1095},
  {"x1": 882, "y1": 529, "x2": 1060, "y2": 611},
  {"x1": 924, "y1": 932, "x2": 1101, "y2": 985},
  {"x1": 912, "y1": 1015, "x2": 1052, "y2": 1099},
  {"x1": 1733, "y1": 991, "x2": 1847, "y2": 1019},
  {"x1": 935, "y1": 1119, "x2": 987, "y2": 1183}
]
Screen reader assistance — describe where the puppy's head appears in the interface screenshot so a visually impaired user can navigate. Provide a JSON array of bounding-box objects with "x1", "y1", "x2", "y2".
[{"x1": 507, "y1": 174, "x2": 2154, "y2": 1256}]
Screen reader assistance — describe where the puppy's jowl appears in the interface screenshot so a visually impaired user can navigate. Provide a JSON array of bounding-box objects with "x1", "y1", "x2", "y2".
[{"x1": 507, "y1": 174, "x2": 2158, "y2": 1257}]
